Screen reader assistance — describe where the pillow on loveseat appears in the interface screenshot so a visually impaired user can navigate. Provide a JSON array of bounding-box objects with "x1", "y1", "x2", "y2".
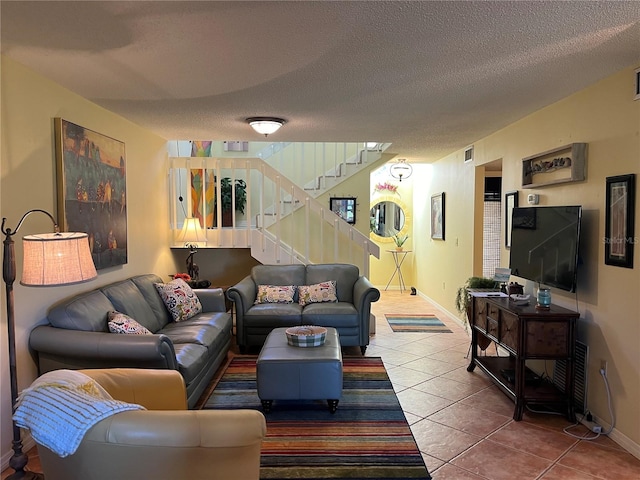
[
  {"x1": 108, "y1": 311, "x2": 152, "y2": 335},
  {"x1": 298, "y1": 281, "x2": 338, "y2": 306},
  {"x1": 254, "y1": 285, "x2": 297, "y2": 304},
  {"x1": 154, "y1": 279, "x2": 202, "y2": 322}
]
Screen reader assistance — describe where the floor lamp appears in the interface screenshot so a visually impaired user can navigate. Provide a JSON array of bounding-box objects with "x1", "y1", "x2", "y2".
[{"x1": 2, "y1": 209, "x2": 97, "y2": 479}]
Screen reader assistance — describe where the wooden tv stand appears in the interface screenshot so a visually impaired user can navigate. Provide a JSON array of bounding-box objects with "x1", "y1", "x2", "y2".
[{"x1": 466, "y1": 294, "x2": 579, "y2": 421}]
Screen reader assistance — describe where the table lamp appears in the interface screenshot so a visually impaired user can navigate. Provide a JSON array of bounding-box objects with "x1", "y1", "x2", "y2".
[
  {"x1": 177, "y1": 217, "x2": 206, "y2": 280},
  {"x1": 2, "y1": 209, "x2": 97, "y2": 479}
]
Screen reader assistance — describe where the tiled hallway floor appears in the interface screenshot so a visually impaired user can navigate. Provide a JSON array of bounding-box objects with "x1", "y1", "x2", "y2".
[{"x1": 369, "y1": 290, "x2": 640, "y2": 479}]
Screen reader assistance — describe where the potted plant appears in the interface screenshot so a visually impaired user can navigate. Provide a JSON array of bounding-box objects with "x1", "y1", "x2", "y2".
[
  {"x1": 455, "y1": 276, "x2": 496, "y2": 350},
  {"x1": 216, "y1": 177, "x2": 247, "y2": 226},
  {"x1": 392, "y1": 233, "x2": 409, "y2": 251}
]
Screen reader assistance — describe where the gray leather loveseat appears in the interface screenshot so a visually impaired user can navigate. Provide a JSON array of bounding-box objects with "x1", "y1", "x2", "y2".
[
  {"x1": 29, "y1": 274, "x2": 232, "y2": 408},
  {"x1": 227, "y1": 264, "x2": 380, "y2": 354}
]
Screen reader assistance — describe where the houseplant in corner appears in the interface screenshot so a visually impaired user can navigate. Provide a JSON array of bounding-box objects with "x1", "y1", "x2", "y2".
[{"x1": 392, "y1": 233, "x2": 409, "y2": 251}]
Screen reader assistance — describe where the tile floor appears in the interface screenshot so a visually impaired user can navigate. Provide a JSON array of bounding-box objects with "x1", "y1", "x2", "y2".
[
  {"x1": 368, "y1": 290, "x2": 640, "y2": 479},
  {"x1": 3, "y1": 290, "x2": 640, "y2": 479}
]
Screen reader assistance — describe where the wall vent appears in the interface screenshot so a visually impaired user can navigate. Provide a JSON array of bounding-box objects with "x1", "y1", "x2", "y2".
[
  {"x1": 224, "y1": 141, "x2": 249, "y2": 152},
  {"x1": 553, "y1": 340, "x2": 588, "y2": 414},
  {"x1": 634, "y1": 67, "x2": 640, "y2": 101},
  {"x1": 464, "y1": 146, "x2": 474, "y2": 163}
]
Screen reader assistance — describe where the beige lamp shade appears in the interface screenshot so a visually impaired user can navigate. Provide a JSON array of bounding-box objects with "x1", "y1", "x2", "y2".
[
  {"x1": 21, "y1": 232, "x2": 97, "y2": 286},
  {"x1": 178, "y1": 217, "x2": 206, "y2": 247}
]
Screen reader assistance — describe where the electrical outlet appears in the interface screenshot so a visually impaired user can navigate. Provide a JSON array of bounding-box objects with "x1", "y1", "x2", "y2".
[
  {"x1": 442, "y1": 282, "x2": 446, "y2": 290},
  {"x1": 600, "y1": 360, "x2": 608, "y2": 376}
]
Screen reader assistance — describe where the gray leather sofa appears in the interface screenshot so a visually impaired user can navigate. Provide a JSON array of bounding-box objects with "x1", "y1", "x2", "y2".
[
  {"x1": 227, "y1": 264, "x2": 380, "y2": 354},
  {"x1": 29, "y1": 274, "x2": 232, "y2": 408}
]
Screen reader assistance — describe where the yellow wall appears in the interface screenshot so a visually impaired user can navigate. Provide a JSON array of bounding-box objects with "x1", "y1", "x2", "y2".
[
  {"x1": 2, "y1": 54, "x2": 639, "y2": 461},
  {"x1": 369, "y1": 164, "x2": 416, "y2": 288},
  {"x1": 413, "y1": 66, "x2": 640, "y2": 450},
  {"x1": 0, "y1": 56, "x2": 173, "y2": 462}
]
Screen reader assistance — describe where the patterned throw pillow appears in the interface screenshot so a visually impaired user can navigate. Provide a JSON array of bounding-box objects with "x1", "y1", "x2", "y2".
[
  {"x1": 108, "y1": 311, "x2": 152, "y2": 335},
  {"x1": 254, "y1": 285, "x2": 297, "y2": 304},
  {"x1": 298, "y1": 281, "x2": 338, "y2": 306},
  {"x1": 154, "y1": 278, "x2": 203, "y2": 322}
]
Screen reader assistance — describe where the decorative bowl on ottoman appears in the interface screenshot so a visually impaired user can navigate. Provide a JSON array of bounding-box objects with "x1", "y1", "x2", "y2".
[{"x1": 285, "y1": 325, "x2": 327, "y2": 347}]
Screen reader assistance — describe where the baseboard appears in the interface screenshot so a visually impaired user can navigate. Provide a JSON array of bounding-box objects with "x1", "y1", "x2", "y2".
[
  {"x1": 415, "y1": 289, "x2": 469, "y2": 333},
  {"x1": 592, "y1": 414, "x2": 640, "y2": 461},
  {"x1": 1, "y1": 433, "x2": 36, "y2": 473}
]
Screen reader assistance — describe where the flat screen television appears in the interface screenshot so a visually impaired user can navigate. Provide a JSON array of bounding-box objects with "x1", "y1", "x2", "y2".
[{"x1": 509, "y1": 206, "x2": 582, "y2": 292}]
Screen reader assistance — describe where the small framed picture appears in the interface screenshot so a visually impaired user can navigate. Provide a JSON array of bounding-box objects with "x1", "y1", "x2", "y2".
[
  {"x1": 329, "y1": 197, "x2": 356, "y2": 225},
  {"x1": 605, "y1": 174, "x2": 635, "y2": 268},
  {"x1": 505, "y1": 191, "x2": 518, "y2": 248},
  {"x1": 431, "y1": 192, "x2": 445, "y2": 240}
]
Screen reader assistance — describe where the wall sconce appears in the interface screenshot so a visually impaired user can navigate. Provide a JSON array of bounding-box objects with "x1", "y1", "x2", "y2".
[
  {"x1": 246, "y1": 117, "x2": 286, "y2": 137},
  {"x1": 2, "y1": 209, "x2": 97, "y2": 479},
  {"x1": 178, "y1": 217, "x2": 206, "y2": 280},
  {"x1": 389, "y1": 158, "x2": 413, "y2": 182}
]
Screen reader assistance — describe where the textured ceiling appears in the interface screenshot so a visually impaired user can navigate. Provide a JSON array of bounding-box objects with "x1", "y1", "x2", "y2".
[{"x1": 2, "y1": 1, "x2": 639, "y2": 162}]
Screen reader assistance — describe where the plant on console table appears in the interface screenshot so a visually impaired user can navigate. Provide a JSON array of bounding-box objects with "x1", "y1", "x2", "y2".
[
  {"x1": 392, "y1": 233, "x2": 409, "y2": 251},
  {"x1": 455, "y1": 276, "x2": 496, "y2": 350}
]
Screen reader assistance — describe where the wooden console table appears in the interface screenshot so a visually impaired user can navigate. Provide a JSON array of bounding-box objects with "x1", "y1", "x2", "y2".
[{"x1": 467, "y1": 294, "x2": 579, "y2": 421}]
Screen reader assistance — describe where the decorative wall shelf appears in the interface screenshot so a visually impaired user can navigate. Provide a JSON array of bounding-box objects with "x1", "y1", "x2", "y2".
[{"x1": 522, "y1": 143, "x2": 587, "y2": 188}]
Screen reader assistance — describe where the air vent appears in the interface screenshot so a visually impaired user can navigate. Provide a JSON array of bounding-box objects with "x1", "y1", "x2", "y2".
[
  {"x1": 464, "y1": 146, "x2": 474, "y2": 163},
  {"x1": 224, "y1": 141, "x2": 249, "y2": 152},
  {"x1": 635, "y1": 67, "x2": 640, "y2": 101},
  {"x1": 553, "y1": 340, "x2": 588, "y2": 414}
]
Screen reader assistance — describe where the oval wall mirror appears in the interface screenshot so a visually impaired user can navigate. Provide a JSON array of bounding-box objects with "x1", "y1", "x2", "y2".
[{"x1": 369, "y1": 196, "x2": 411, "y2": 243}]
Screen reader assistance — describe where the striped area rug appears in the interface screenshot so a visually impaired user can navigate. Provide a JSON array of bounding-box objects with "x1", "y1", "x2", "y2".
[
  {"x1": 385, "y1": 314, "x2": 453, "y2": 333},
  {"x1": 204, "y1": 356, "x2": 431, "y2": 480}
]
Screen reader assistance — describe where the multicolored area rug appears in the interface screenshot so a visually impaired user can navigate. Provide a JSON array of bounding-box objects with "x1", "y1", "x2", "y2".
[
  {"x1": 204, "y1": 356, "x2": 431, "y2": 480},
  {"x1": 385, "y1": 314, "x2": 453, "y2": 333}
]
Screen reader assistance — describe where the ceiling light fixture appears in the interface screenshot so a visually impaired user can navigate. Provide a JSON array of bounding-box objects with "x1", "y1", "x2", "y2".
[
  {"x1": 246, "y1": 117, "x2": 286, "y2": 137},
  {"x1": 389, "y1": 158, "x2": 413, "y2": 182}
]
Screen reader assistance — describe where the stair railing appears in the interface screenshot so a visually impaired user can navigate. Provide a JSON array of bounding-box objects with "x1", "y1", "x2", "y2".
[{"x1": 168, "y1": 156, "x2": 379, "y2": 276}]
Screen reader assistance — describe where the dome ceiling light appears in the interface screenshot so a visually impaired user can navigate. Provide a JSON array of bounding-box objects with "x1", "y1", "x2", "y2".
[
  {"x1": 246, "y1": 117, "x2": 286, "y2": 137},
  {"x1": 389, "y1": 158, "x2": 413, "y2": 182}
]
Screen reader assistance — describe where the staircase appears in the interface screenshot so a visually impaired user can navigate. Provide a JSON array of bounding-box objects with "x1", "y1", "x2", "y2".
[
  {"x1": 168, "y1": 155, "x2": 382, "y2": 277},
  {"x1": 255, "y1": 142, "x2": 392, "y2": 198}
]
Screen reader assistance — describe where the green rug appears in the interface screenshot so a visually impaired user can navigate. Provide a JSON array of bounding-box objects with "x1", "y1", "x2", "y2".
[
  {"x1": 385, "y1": 314, "x2": 453, "y2": 333},
  {"x1": 204, "y1": 356, "x2": 431, "y2": 480}
]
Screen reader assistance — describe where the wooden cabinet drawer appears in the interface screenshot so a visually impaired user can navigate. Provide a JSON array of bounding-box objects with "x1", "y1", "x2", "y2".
[
  {"x1": 500, "y1": 312, "x2": 518, "y2": 352},
  {"x1": 525, "y1": 321, "x2": 569, "y2": 356},
  {"x1": 487, "y1": 316, "x2": 499, "y2": 338},
  {"x1": 474, "y1": 299, "x2": 487, "y2": 331}
]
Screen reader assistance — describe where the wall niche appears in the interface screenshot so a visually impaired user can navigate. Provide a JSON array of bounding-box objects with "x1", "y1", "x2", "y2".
[{"x1": 522, "y1": 143, "x2": 587, "y2": 188}]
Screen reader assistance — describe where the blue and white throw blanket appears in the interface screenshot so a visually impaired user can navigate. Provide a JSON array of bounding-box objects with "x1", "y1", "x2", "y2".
[{"x1": 13, "y1": 370, "x2": 145, "y2": 457}]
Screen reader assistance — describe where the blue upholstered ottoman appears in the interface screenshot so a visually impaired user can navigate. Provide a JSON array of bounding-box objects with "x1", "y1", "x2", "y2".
[{"x1": 257, "y1": 327, "x2": 343, "y2": 413}]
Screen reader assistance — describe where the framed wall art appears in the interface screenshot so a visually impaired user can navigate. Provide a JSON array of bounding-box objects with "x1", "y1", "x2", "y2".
[
  {"x1": 431, "y1": 192, "x2": 445, "y2": 240},
  {"x1": 330, "y1": 197, "x2": 356, "y2": 224},
  {"x1": 605, "y1": 174, "x2": 635, "y2": 268},
  {"x1": 55, "y1": 118, "x2": 127, "y2": 270},
  {"x1": 505, "y1": 191, "x2": 518, "y2": 248}
]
